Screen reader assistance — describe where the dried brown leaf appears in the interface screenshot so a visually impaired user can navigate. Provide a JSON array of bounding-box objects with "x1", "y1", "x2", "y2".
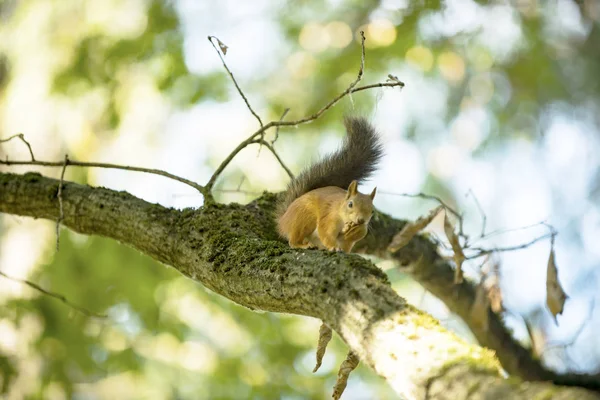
[
  {"x1": 487, "y1": 261, "x2": 503, "y2": 313},
  {"x1": 470, "y1": 281, "x2": 490, "y2": 332},
  {"x1": 444, "y1": 212, "x2": 465, "y2": 284},
  {"x1": 388, "y1": 206, "x2": 443, "y2": 252},
  {"x1": 332, "y1": 351, "x2": 359, "y2": 400},
  {"x1": 546, "y1": 244, "x2": 568, "y2": 325},
  {"x1": 214, "y1": 37, "x2": 228, "y2": 55},
  {"x1": 313, "y1": 322, "x2": 333, "y2": 373}
]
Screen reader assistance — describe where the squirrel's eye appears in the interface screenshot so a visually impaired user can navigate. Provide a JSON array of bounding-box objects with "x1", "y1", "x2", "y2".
[{"x1": 348, "y1": 201, "x2": 353, "y2": 208}]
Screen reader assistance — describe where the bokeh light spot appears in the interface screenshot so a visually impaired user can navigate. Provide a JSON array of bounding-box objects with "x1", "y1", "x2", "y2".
[
  {"x1": 367, "y1": 19, "x2": 397, "y2": 47},
  {"x1": 286, "y1": 52, "x2": 319, "y2": 79},
  {"x1": 299, "y1": 23, "x2": 330, "y2": 52},
  {"x1": 326, "y1": 21, "x2": 353, "y2": 48},
  {"x1": 438, "y1": 51, "x2": 465, "y2": 82},
  {"x1": 405, "y1": 46, "x2": 434, "y2": 72}
]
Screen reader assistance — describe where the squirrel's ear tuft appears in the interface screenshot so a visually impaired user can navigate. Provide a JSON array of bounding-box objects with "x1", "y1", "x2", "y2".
[
  {"x1": 370, "y1": 187, "x2": 377, "y2": 200},
  {"x1": 346, "y1": 180, "x2": 358, "y2": 198}
]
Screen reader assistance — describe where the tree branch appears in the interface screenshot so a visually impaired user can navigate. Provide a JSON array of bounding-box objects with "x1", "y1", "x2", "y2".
[
  {"x1": 354, "y1": 211, "x2": 600, "y2": 391},
  {"x1": 1, "y1": 171, "x2": 598, "y2": 399},
  {"x1": 0, "y1": 158, "x2": 206, "y2": 194}
]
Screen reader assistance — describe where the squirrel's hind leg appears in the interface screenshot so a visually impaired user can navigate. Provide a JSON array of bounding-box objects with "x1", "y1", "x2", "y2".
[
  {"x1": 288, "y1": 226, "x2": 318, "y2": 249},
  {"x1": 288, "y1": 237, "x2": 315, "y2": 249}
]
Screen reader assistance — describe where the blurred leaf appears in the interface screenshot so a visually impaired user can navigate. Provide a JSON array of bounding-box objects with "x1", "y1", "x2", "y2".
[{"x1": 546, "y1": 241, "x2": 568, "y2": 325}]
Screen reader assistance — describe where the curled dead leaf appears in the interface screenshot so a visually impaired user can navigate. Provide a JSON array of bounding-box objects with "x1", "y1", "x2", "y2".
[
  {"x1": 444, "y1": 212, "x2": 465, "y2": 284},
  {"x1": 332, "y1": 351, "x2": 359, "y2": 400},
  {"x1": 217, "y1": 38, "x2": 228, "y2": 55},
  {"x1": 209, "y1": 36, "x2": 229, "y2": 55},
  {"x1": 546, "y1": 243, "x2": 568, "y2": 325},
  {"x1": 486, "y1": 261, "x2": 503, "y2": 313},
  {"x1": 313, "y1": 322, "x2": 333, "y2": 373},
  {"x1": 388, "y1": 206, "x2": 443, "y2": 252}
]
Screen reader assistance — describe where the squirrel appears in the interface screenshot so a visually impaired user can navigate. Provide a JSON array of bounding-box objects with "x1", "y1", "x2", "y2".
[{"x1": 275, "y1": 117, "x2": 383, "y2": 252}]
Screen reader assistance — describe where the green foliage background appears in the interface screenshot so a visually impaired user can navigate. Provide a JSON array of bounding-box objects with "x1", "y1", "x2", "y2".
[{"x1": 0, "y1": 0, "x2": 599, "y2": 398}]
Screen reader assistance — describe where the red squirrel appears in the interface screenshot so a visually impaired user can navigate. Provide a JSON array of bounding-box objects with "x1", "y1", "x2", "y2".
[{"x1": 276, "y1": 117, "x2": 383, "y2": 252}]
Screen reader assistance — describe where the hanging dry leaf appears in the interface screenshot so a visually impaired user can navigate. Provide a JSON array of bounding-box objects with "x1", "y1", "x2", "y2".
[
  {"x1": 313, "y1": 322, "x2": 333, "y2": 373},
  {"x1": 486, "y1": 261, "x2": 503, "y2": 313},
  {"x1": 332, "y1": 351, "x2": 359, "y2": 400},
  {"x1": 470, "y1": 281, "x2": 490, "y2": 332},
  {"x1": 388, "y1": 206, "x2": 443, "y2": 252},
  {"x1": 546, "y1": 243, "x2": 568, "y2": 325},
  {"x1": 444, "y1": 212, "x2": 465, "y2": 284},
  {"x1": 210, "y1": 36, "x2": 229, "y2": 55}
]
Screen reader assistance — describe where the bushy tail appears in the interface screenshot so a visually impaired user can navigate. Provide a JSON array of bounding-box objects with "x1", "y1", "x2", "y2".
[{"x1": 276, "y1": 117, "x2": 383, "y2": 218}]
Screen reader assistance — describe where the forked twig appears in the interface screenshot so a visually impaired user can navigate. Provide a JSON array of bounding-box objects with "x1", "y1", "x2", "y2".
[
  {"x1": 205, "y1": 31, "x2": 401, "y2": 192},
  {"x1": 466, "y1": 189, "x2": 487, "y2": 239},
  {"x1": 379, "y1": 190, "x2": 464, "y2": 236},
  {"x1": 0, "y1": 133, "x2": 36, "y2": 161},
  {"x1": 466, "y1": 233, "x2": 554, "y2": 259},
  {"x1": 469, "y1": 220, "x2": 548, "y2": 246},
  {"x1": 272, "y1": 108, "x2": 290, "y2": 146},
  {"x1": 350, "y1": 81, "x2": 405, "y2": 93}
]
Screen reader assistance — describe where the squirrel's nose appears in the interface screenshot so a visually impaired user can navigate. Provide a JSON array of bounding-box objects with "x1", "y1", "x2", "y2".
[{"x1": 357, "y1": 218, "x2": 365, "y2": 224}]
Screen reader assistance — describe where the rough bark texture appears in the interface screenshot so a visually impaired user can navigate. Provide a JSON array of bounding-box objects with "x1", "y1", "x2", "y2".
[{"x1": 1, "y1": 171, "x2": 599, "y2": 400}]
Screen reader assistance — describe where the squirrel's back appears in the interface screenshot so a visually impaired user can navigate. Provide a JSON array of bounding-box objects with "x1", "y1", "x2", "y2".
[{"x1": 275, "y1": 117, "x2": 383, "y2": 218}]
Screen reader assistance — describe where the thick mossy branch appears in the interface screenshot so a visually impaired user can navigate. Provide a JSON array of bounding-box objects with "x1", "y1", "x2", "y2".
[
  {"x1": 0, "y1": 172, "x2": 599, "y2": 400},
  {"x1": 355, "y1": 211, "x2": 600, "y2": 390}
]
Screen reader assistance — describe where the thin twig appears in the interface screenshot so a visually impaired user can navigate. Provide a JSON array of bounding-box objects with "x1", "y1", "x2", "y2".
[
  {"x1": 466, "y1": 189, "x2": 487, "y2": 239},
  {"x1": 378, "y1": 190, "x2": 464, "y2": 235},
  {"x1": 272, "y1": 108, "x2": 290, "y2": 146},
  {"x1": 205, "y1": 31, "x2": 372, "y2": 192},
  {"x1": 0, "y1": 270, "x2": 107, "y2": 318},
  {"x1": 350, "y1": 81, "x2": 405, "y2": 93},
  {"x1": 466, "y1": 233, "x2": 554, "y2": 259},
  {"x1": 264, "y1": 30, "x2": 368, "y2": 128},
  {"x1": 206, "y1": 140, "x2": 253, "y2": 191},
  {"x1": 379, "y1": 189, "x2": 557, "y2": 262},
  {"x1": 542, "y1": 298, "x2": 595, "y2": 354},
  {"x1": 172, "y1": 188, "x2": 264, "y2": 198},
  {"x1": 542, "y1": 221, "x2": 558, "y2": 238},
  {"x1": 208, "y1": 36, "x2": 263, "y2": 128},
  {"x1": 216, "y1": 188, "x2": 262, "y2": 195},
  {"x1": 429, "y1": 232, "x2": 451, "y2": 250},
  {"x1": 469, "y1": 220, "x2": 548, "y2": 245},
  {"x1": 236, "y1": 176, "x2": 246, "y2": 191},
  {"x1": 56, "y1": 154, "x2": 69, "y2": 251},
  {"x1": 0, "y1": 159, "x2": 206, "y2": 194},
  {"x1": 467, "y1": 222, "x2": 557, "y2": 259},
  {"x1": 0, "y1": 133, "x2": 36, "y2": 161}
]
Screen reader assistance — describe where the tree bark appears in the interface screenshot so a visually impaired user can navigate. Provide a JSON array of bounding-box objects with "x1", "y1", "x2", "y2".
[{"x1": 1, "y1": 171, "x2": 598, "y2": 400}]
